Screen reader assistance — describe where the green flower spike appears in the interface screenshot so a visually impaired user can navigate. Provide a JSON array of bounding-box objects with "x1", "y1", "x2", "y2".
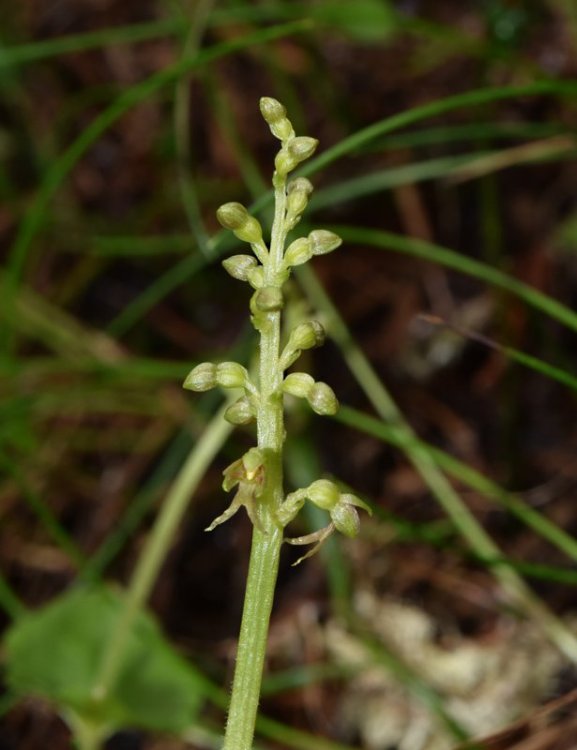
[{"x1": 183, "y1": 97, "x2": 368, "y2": 750}]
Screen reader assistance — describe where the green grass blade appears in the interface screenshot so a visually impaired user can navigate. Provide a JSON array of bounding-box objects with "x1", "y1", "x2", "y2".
[
  {"x1": 296, "y1": 263, "x2": 577, "y2": 663},
  {"x1": 299, "y1": 81, "x2": 577, "y2": 179},
  {"x1": 172, "y1": 0, "x2": 216, "y2": 256},
  {"x1": 309, "y1": 154, "x2": 491, "y2": 212},
  {"x1": 2, "y1": 19, "x2": 312, "y2": 352},
  {"x1": 0, "y1": 19, "x2": 184, "y2": 68},
  {"x1": 331, "y1": 225, "x2": 577, "y2": 335},
  {"x1": 335, "y1": 405, "x2": 577, "y2": 566},
  {"x1": 418, "y1": 314, "x2": 577, "y2": 393}
]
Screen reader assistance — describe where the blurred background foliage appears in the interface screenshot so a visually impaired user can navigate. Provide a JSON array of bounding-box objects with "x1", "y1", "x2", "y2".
[{"x1": 2, "y1": 0, "x2": 577, "y2": 748}]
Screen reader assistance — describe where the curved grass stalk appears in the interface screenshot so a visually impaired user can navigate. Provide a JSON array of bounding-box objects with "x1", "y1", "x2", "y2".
[
  {"x1": 296, "y1": 263, "x2": 577, "y2": 664},
  {"x1": 2, "y1": 19, "x2": 312, "y2": 354},
  {"x1": 330, "y1": 225, "x2": 577, "y2": 334},
  {"x1": 91, "y1": 402, "x2": 232, "y2": 705},
  {"x1": 336, "y1": 405, "x2": 577, "y2": 565}
]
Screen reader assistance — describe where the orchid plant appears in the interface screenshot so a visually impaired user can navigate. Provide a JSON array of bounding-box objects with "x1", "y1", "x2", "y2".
[{"x1": 183, "y1": 97, "x2": 370, "y2": 750}]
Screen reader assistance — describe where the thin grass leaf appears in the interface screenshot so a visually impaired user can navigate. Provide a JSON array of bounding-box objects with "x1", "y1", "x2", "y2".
[
  {"x1": 308, "y1": 153, "x2": 496, "y2": 212},
  {"x1": 298, "y1": 81, "x2": 577, "y2": 179},
  {"x1": 296, "y1": 263, "x2": 577, "y2": 663},
  {"x1": 0, "y1": 19, "x2": 185, "y2": 68},
  {"x1": 335, "y1": 405, "x2": 577, "y2": 567},
  {"x1": 418, "y1": 313, "x2": 577, "y2": 393},
  {"x1": 2, "y1": 19, "x2": 313, "y2": 353},
  {"x1": 88, "y1": 84, "x2": 577, "y2": 335},
  {"x1": 331, "y1": 225, "x2": 577, "y2": 335}
]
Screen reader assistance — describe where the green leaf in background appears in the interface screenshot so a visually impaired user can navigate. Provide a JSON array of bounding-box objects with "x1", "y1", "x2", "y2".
[
  {"x1": 4, "y1": 585, "x2": 202, "y2": 737},
  {"x1": 309, "y1": 0, "x2": 397, "y2": 42}
]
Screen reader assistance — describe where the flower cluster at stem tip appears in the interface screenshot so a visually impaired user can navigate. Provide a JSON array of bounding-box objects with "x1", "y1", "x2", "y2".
[{"x1": 183, "y1": 97, "x2": 370, "y2": 561}]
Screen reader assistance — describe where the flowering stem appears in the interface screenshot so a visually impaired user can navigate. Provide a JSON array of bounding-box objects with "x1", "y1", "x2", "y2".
[
  {"x1": 185, "y1": 97, "x2": 365, "y2": 749},
  {"x1": 222, "y1": 177, "x2": 287, "y2": 750}
]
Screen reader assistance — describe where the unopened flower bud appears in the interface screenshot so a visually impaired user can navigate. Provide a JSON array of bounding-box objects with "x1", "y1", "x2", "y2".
[
  {"x1": 275, "y1": 148, "x2": 294, "y2": 176},
  {"x1": 255, "y1": 286, "x2": 283, "y2": 312},
  {"x1": 306, "y1": 479, "x2": 340, "y2": 511},
  {"x1": 286, "y1": 178, "x2": 313, "y2": 227},
  {"x1": 282, "y1": 372, "x2": 315, "y2": 398},
  {"x1": 275, "y1": 137, "x2": 319, "y2": 176},
  {"x1": 287, "y1": 320, "x2": 325, "y2": 351},
  {"x1": 284, "y1": 237, "x2": 312, "y2": 267},
  {"x1": 222, "y1": 254, "x2": 258, "y2": 281},
  {"x1": 309, "y1": 229, "x2": 342, "y2": 256},
  {"x1": 217, "y1": 202, "x2": 263, "y2": 244},
  {"x1": 259, "y1": 97, "x2": 293, "y2": 141},
  {"x1": 260, "y1": 96, "x2": 286, "y2": 123},
  {"x1": 247, "y1": 266, "x2": 264, "y2": 289},
  {"x1": 183, "y1": 362, "x2": 217, "y2": 392},
  {"x1": 331, "y1": 503, "x2": 360, "y2": 538},
  {"x1": 287, "y1": 177, "x2": 313, "y2": 211},
  {"x1": 289, "y1": 136, "x2": 318, "y2": 163},
  {"x1": 216, "y1": 362, "x2": 248, "y2": 389},
  {"x1": 224, "y1": 396, "x2": 255, "y2": 425},
  {"x1": 307, "y1": 381, "x2": 338, "y2": 415}
]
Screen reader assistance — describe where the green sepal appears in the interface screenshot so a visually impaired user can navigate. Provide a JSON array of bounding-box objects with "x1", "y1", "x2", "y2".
[
  {"x1": 215, "y1": 362, "x2": 249, "y2": 389},
  {"x1": 330, "y1": 503, "x2": 360, "y2": 538},
  {"x1": 183, "y1": 362, "x2": 217, "y2": 392},
  {"x1": 307, "y1": 381, "x2": 339, "y2": 415},
  {"x1": 224, "y1": 396, "x2": 256, "y2": 425},
  {"x1": 217, "y1": 202, "x2": 263, "y2": 244},
  {"x1": 222, "y1": 254, "x2": 258, "y2": 282},
  {"x1": 282, "y1": 372, "x2": 314, "y2": 398},
  {"x1": 309, "y1": 229, "x2": 342, "y2": 256}
]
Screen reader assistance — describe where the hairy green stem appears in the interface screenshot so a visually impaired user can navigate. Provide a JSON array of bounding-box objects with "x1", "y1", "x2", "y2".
[{"x1": 222, "y1": 180, "x2": 288, "y2": 750}]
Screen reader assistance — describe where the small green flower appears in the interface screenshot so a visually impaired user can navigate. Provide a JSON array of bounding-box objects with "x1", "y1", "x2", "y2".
[
  {"x1": 282, "y1": 372, "x2": 315, "y2": 398},
  {"x1": 284, "y1": 237, "x2": 312, "y2": 268},
  {"x1": 224, "y1": 396, "x2": 255, "y2": 425},
  {"x1": 306, "y1": 479, "x2": 340, "y2": 510},
  {"x1": 275, "y1": 137, "x2": 319, "y2": 176},
  {"x1": 307, "y1": 381, "x2": 338, "y2": 415},
  {"x1": 183, "y1": 362, "x2": 217, "y2": 391},
  {"x1": 279, "y1": 320, "x2": 325, "y2": 370},
  {"x1": 260, "y1": 96, "x2": 294, "y2": 141},
  {"x1": 287, "y1": 320, "x2": 326, "y2": 351},
  {"x1": 309, "y1": 229, "x2": 342, "y2": 256},
  {"x1": 215, "y1": 362, "x2": 249, "y2": 389},
  {"x1": 217, "y1": 202, "x2": 263, "y2": 245},
  {"x1": 330, "y1": 503, "x2": 360, "y2": 538},
  {"x1": 222, "y1": 254, "x2": 258, "y2": 281},
  {"x1": 286, "y1": 177, "x2": 313, "y2": 228},
  {"x1": 246, "y1": 266, "x2": 265, "y2": 289}
]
